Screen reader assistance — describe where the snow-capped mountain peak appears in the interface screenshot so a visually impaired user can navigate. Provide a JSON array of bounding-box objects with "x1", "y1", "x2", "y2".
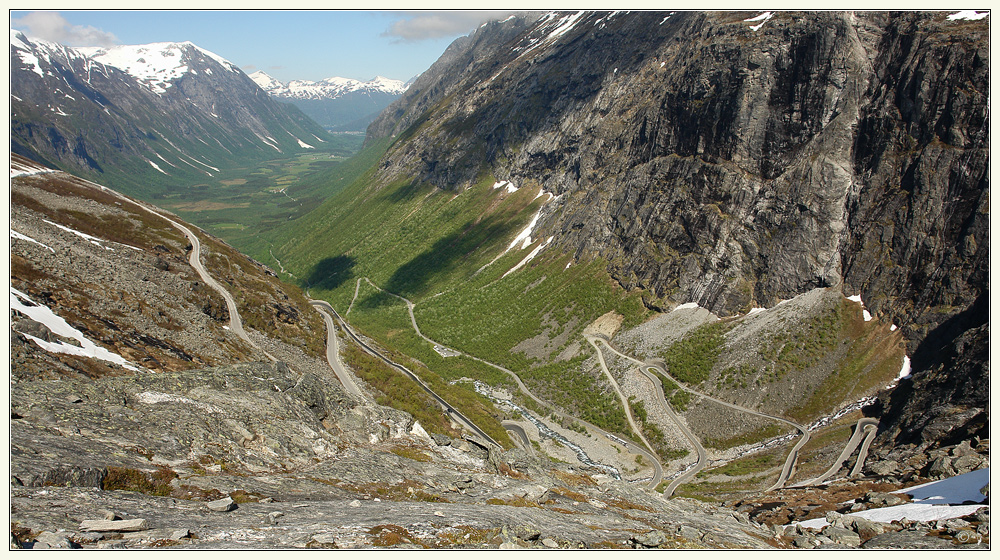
[
  {"x1": 251, "y1": 72, "x2": 408, "y2": 100},
  {"x1": 76, "y1": 41, "x2": 241, "y2": 95},
  {"x1": 249, "y1": 70, "x2": 283, "y2": 90},
  {"x1": 10, "y1": 29, "x2": 97, "y2": 78}
]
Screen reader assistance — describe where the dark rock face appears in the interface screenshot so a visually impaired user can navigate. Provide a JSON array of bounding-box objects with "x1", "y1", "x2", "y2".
[{"x1": 367, "y1": 10, "x2": 988, "y2": 453}]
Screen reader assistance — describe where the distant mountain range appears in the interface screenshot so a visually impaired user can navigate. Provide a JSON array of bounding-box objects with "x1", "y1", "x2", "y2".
[
  {"x1": 10, "y1": 30, "x2": 332, "y2": 198},
  {"x1": 250, "y1": 71, "x2": 409, "y2": 132}
]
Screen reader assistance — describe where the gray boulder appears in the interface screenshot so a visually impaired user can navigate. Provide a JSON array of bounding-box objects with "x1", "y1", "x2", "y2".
[
  {"x1": 633, "y1": 530, "x2": 667, "y2": 547},
  {"x1": 206, "y1": 497, "x2": 236, "y2": 512},
  {"x1": 864, "y1": 491, "x2": 906, "y2": 507},
  {"x1": 819, "y1": 525, "x2": 861, "y2": 547},
  {"x1": 928, "y1": 456, "x2": 957, "y2": 479},
  {"x1": 32, "y1": 531, "x2": 77, "y2": 549},
  {"x1": 79, "y1": 518, "x2": 149, "y2": 532},
  {"x1": 868, "y1": 460, "x2": 899, "y2": 477}
]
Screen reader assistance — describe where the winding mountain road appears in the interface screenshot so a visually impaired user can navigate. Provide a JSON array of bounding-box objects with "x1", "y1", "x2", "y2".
[
  {"x1": 311, "y1": 299, "x2": 501, "y2": 449},
  {"x1": 91, "y1": 178, "x2": 261, "y2": 352},
  {"x1": 355, "y1": 278, "x2": 663, "y2": 489},
  {"x1": 586, "y1": 335, "x2": 707, "y2": 497},
  {"x1": 588, "y1": 334, "x2": 811, "y2": 493},
  {"x1": 793, "y1": 418, "x2": 879, "y2": 487},
  {"x1": 502, "y1": 421, "x2": 532, "y2": 450},
  {"x1": 309, "y1": 300, "x2": 368, "y2": 402},
  {"x1": 638, "y1": 367, "x2": 708, "y2": 497}
]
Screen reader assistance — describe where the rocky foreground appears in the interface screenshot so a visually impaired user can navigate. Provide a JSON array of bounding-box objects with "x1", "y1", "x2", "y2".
[{"x1": 9, "y1": 355, "x2": 989, "y2": 550}]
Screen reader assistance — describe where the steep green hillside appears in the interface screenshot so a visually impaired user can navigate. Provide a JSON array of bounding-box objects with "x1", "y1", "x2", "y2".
[{"x1": 249, "y1": 141, "x2": 652, "y2": 434}]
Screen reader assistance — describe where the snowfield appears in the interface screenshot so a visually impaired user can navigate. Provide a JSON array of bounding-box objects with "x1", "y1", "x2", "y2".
[{"x1": 795, "y1": 469, "x2": 990, "y2": 529}]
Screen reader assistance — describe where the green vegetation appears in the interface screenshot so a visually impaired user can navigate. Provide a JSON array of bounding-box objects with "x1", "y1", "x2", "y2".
[
  {"x1": 628, "y1": 397, "x2": 688, "y2": 461},
  {"x1": 389, "y1": 446, "x2": 432, "y2": 463},
  {"x1": 696, "y1": 447, "x2": 784, "y2": 478},
  {"x1": 787, "y1": 309, "x2": 905, "y2": 422},
  {"x1": 526, "y1": 354, "x2": 630, "y2": 435},
  {"x1": 340, "y1": 336, "x2": 512, "y2": 448},
  {"x1": 102, "y1": 466, "x2": 177, "y2": 496},
  {"x1": 703, "y1": 424, "x2": 784, "y2": 450},
  {"x1": 170, "y1": 144, "x2": 385, "y2": 247},
  {"x1": 648, "y1": 369, "x2": 693, "y2": 413},
  {"x1": 672, "y1": 475, "x2": 769, "y2": 502},
  {"x1": 718, "y1": 362, "x2": 757, "y2": 389},
  {"x1": 663, "y1": 321, "x2": 731, "y2": 385},
  {"x1": 231, "y1": 152, "x2": 651, "y2": 437},
  {"x1": 758, "y1": 300, "x2": 846, "y2": 382},
  {"x1": 341, "y1": 342, "x2": 459, "y2": 437}
]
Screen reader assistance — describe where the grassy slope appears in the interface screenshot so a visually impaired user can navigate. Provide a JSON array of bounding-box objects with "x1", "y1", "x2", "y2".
[{"x1": 240, "y1": 138, "x2": 652, "y2": 439}]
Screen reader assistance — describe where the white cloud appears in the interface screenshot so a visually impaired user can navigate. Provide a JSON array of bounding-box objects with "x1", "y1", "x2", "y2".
[
  {"x1": 12, "y1": 11, "x2": 118, "y2": 47},
  {"x1": 383, "y1": 11, "x2": 518, "y2": 42}
]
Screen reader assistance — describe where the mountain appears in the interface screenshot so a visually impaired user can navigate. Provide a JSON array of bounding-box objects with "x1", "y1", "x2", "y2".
[
  {"x1": 8, "y1": 10, "x2": 990, "y2": 550},
  {"x1": 10, "y1": 31, "x2": 332, "y2": 198},
  {"x1": 360, "y1": 10, "x2": 988, "y2": 450},
  {"x1": 261, "y1": 8, "x2": 987, "y2": 493},
  {"x1": 251, "y1": 71, "x2": 407, "y2": 132}
]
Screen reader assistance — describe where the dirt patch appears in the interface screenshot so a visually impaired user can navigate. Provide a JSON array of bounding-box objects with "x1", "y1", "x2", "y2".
[
  {"x1": 512, "y1": 313, "x2": 580, "y2": 363},
  {"x1": 583, "y1": 310, "x2": 625, "y2": 339}
]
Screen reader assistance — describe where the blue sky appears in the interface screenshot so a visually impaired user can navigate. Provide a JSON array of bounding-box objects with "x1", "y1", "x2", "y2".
[{"x1": 10, "y1": 10, "x2": 519, "y2": 83}]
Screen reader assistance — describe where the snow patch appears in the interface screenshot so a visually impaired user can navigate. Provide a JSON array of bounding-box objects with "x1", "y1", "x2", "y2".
[
  {"x1": 43, "y1": 219, "x2": 112, "y2": 250},
  {"x1": 10, "y1": 160, "x2": 56, "y2": 178},
  {"x1": 492, "y1": 180, "x2": 518, "y2": 193},
  {"x1": 890, "y1": 324, "x2": 898, "y2": 332},
  {"x1": 153, "y1": 152, "x2": 178, "y2": 168},
  {"x1": 185, "y1": 154, "x2": 220, "y2": 172},
  {"x1": 295, "y1": 138, "x2": 314, "y2": 149},
  {"x1": 146, "y1": 159, "x2": 169, "y2": 175},
  {"x1": 136, "y1": 391, "x2": 224, "y2": 413},
  {"x1": 847, "y1": 294, "x2": 874, "y2": 321},
  {"x1": 80, "y1": 41, "x2": 240, "y2": 94},
  {"x1": 747, "y1": 307, "x2": 766, "y2": 315},
  {"x1": 507, "y1": 208, "x2": 544, "y2": 251},
  {"x1": 10, "y1": 230, "x2": 55, "y2": 253},
  {"x1": 503, "y1": 236, "x2": 553, "y2": 278},
  {"x1": 674, "y1": 302, "x2": 700, "y2": 310},
  {"x1": 947, "y1": 10, "x2": 989, "y2": 21},
  {"x1": 533, "y1": 189, "x2": 554, "y2": 202},
  {"x1": 744, "y1": 11, "x2": 774, "y2": 31},
  {"x1": 255, "y1": 133, "x2": 282, "y2": 152},
  {"x1": 10, "y1": 287, "x2": 139, "y2": 371},
  {"x1": 17, "y1": 49, "x2": 45, "y2": 77},
  {"x1": 886, "y1": 355, "x2": 912, "y2": 389}
]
